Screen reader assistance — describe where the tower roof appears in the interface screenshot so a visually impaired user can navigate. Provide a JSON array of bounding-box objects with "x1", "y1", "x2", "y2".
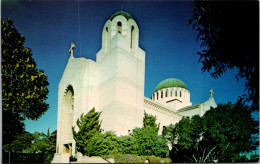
[
  {"x1": 109, "y1": 11, "x2": 133, "y2": 21},
  {"x1": 154, "y1": 78, "x2": 188, "y2": 92}
]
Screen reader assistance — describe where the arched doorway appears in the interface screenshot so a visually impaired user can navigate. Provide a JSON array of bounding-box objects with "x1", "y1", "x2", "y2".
[{"x1": 61, "y1": 85, "x2": 74, "y2": 155}]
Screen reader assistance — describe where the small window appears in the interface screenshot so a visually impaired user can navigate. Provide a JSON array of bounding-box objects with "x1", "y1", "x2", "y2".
[
  {"x1": 131, "y1": 26, "x2": 135, "y2": 48},
  {"x1": 165, "y1": 90, "x2": 168, "y2": 97},
  {"x1": 157, "y1": 92, "x2": 159, "y2": 100},
  {"x1": 170, "y1": 90, "x2": 173, "y2": 97},
  {"x1": 175, "y1": 90, "x2": 177, "y2": 97},
  {"x1": 161, "y1": 90, "x2": 163, "y2": 98},
  {"x1": 117, "y1": 22, "x2": 122, "y2": 34},
  {"x1": 180, "y1": 91, "x2": 182, "y2": 97}
]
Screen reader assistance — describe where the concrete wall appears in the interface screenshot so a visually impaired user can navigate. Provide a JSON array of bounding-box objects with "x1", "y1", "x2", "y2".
[
  {"x1": 96, "y1": 14, "x2": 145, "y2": 135},
  {"x1": 57, "y1": 57, "x2": 97, "y2": 155}
]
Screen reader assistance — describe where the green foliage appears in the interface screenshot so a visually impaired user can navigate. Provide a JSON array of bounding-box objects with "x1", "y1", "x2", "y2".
[
  {"x1": 2, "y1": 131, "x2": 34, "y2": 153},
  {"x1": 132, "y1": 113, "x2": 169, "y2": 157},
  {"x1": 2, "y1": 130, "x2": 56, "y2": 163},
  {"x1": 45, "y1": 130, "x2": 57, "y2": 155},
  {"x1": 104, "y1": 154, "x2": 145, "y2": 163},
  {"x1": 188, "y1": 1, "x2": 259, "y2": 111},
  {"x1": 26, "y1": 132, "x2": 48, "y2": 154},
  {"x1": 143, "y1": 111, "x2": 160, "y2": 131},
  {"x1": 117, "y1": 135, "x2": 138, "y2": 155},
  {"x1": 1, "y1": 18, "x2": 49, "y2": 145},
  {"x1": 148, "y1": 156, "x2": 172, "y2": 163},
  {"x1": 86, "y1": 131, "x2": 139, "y2": 156},
  {"x1": 72, "y1": 107, "x2": 102, "y2": 156},
  {"x1": 202, "y1": 101, "x2": 258, "y2": 162},
  {"x1": 87, "y1": 131, "x2": 119, "y2": 156},
  {"x1": 74, "y1": 110, "x2": 168, "y2": 158},
  {"x1": 163, "y1": 115, "x2": 202, "y2": 150},
  {"x1": 165, "y1": 101, "x2": 258, "y2": 162}
]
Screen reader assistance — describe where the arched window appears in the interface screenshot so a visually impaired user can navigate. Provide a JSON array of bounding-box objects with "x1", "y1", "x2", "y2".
[
  {"x1": 175, "y1": 90, "x2": 177, "y2": 97},
  {"x1": 117, "y1": 22, "x2": 122, "y2": 34},
  {"x1": 165, "y1": 89, "x2": 168, "y2": 97},
  {"x1": 157, "y1": 92, "x2": 159, "y2": 100},
  {"x1": 131, "y1": 26, "x2": 135, "y2": 49},
  {"x1": 161, "y1": 90, "x2": 163, "y2": 98},
  {"x1": 180, "y1": 91, "x2": 182, "y2": 97},
  {"x1": 61, "y1": 85, "x2": 74, "y2": 152},
  {"x1": 170, "y1": 89, "x2": 173, "y2": 97}
]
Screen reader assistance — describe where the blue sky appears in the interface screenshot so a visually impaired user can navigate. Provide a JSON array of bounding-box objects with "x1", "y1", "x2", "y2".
[{"x1": 2, "y1": 0, "x2": 253, "y2": 134}]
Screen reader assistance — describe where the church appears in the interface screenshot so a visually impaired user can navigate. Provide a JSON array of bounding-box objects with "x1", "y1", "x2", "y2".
[{"x1": 53, "y1": 11, "x2": 217, "y2": 162}]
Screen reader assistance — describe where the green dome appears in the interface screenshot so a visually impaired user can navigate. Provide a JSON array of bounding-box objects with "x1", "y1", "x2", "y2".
[
  {"x1": 154, "y1": 78, "x2": 188, "y2": 92},
  {"x1": 109, "y1": 11, "x2": 133, "y2": 20}
]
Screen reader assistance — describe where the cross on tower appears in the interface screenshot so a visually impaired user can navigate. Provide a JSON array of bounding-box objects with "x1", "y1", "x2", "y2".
[
  {"x1": 69, "y1": 42, "x2": 76, "y2": 58},
  {"x1": 210, "y1": 88, "x2": 214, "y2": 97}
]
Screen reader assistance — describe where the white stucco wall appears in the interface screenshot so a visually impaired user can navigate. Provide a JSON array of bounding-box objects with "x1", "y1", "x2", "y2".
[
  {"x1": 177, "y1": 97, "x2": 217, "y2": 117},
  {"x1": 96, "y1": 31, "x2": 145, "y2": 135},
  {"x1": 144, "y1": 97, "x2": 183, "y2": 134},
  {"x1": 57, "y1": 57, "x2": 98, "y2": 155}
]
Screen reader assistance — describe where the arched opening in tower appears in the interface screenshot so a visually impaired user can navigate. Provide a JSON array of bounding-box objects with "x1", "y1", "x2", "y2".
[
  {"x1": 104, "y1": 27, "x2": 108, "y2": 53},
  {"x1": 117, "y1": 21, "x2": 122, "y2": 34},
  {"x1": 131, "y1": 26, "x2": 135, "y2": 49}
]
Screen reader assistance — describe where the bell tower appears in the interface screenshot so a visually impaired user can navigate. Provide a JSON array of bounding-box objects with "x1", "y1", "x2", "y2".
[
  {"x1": 96, "y1": 11, "x2": 146, "y2": 135},
  {"x1": 97, "y1": 11, "x2": 140, "y2": 61}
]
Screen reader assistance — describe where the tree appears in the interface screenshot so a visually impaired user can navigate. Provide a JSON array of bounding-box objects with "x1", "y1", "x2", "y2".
[
  {"x1": 86, "y1": 131, "x2": 119, "y2": 156},
  {"x1": 132, "y1": 127, "x2": 168, "y2": 157},
  {"x1": 143, "y1": 111, "x2": 160, "y2": 131},
  {"x1": 132, "y1": 112, "x2": 168, "y2": 157},
  {"x1": 72, "y1": 107, "x2": 102, "y2": 156},
  {"x1": 47, "y1": 128, "x2": 50, "y2": 137},
  {"x1": 2, "y1": 131, "x2": 34, "y2": 153},
  {"x1": 117, "y1": 135, "x2": 138, "y2": 155},
  {"x1": 164, "y1": 101, "x2": 258, "y2": 162},
  {"x1": 26, "y1": 132, "x2": 48, "y2": 154},
  {"x1": 163, "y1": 115, "x2": 204, "y2": 162},
  {"x1": 188, "y1": 1, "x2": 259, "y2": 111},
  {"x1": 45, "y1": 130, "x2": 57, "y2": 155},
  {"x1": 163, "y1": 115, "x2": 202, "y2": 150},
  {"x1": 202, "y1": 101, "x2": 258, "y2": 162},
  {"x1": 1, "y1": 18, "x2": 49, "y2": 145}
]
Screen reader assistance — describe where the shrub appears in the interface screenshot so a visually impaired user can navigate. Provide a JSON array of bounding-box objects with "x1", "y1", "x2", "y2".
[
  {"x1": 87, "y1": 131, "x2": 118, "y2": 156},
  {"x1": 104, "y1": 154, "x2": 145, "y2": 163},
  {"x1": 148, "y1": 156, "x2": 172, "y2": 163},
  {"x1": 132, "y1": 127, "x2": 169, "y2": 157},
  {"x1": 117, "y1": 135, "x2": 138, "y2": 154},
  {"x1": 163, "y1": 157, "x2": 172, "y2": 163}
]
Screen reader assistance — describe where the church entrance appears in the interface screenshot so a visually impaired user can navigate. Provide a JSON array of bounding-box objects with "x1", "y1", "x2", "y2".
[
  {"x1": 61, "y1": 85, "x2": 74, "y2": 154},
  {"x1": 63, "y1": 143, "x2": 72, "y2": 156}
]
